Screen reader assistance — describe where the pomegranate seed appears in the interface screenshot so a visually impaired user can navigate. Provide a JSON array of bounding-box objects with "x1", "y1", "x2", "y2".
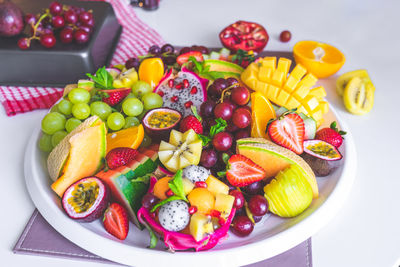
[
  {"x1": 188, "y1": 206, "x2": 198, "y2": 215},
  {"x1": 184, "y1": 101, "x2": 193, "y2": 108},
  {"x1": 210, "y1": 209, "x2": 221, "y2": 218},
  {"x1": 157, "y1": 91, "x2": 164, "y2": 97},
  {"x1": 171, "y1": 96, "x2": 178, "y2": 102},
  {"x1": 218, "y1": 217, "x2": 226, "y2": 226},
  {"x1": 150, "y1": 212, "x2": 156, "y2": 218},
  {"x1": 195, "y1": 181, "x2": 207, "y2": 188},
  {"x1": 175, "y1": 83, "x2": 183, "y2": 90},
  {"x1": 166, "y1": 189, "x2": 174, "y2": 197},
  {"x1": 168, "y1": 79, "x2": 174, "y2": 88},
  {"x1": 190, "y1": 86, "x2": 198, "y2": 94},
  {"x1": 183, "y1": 79, "x2": 189, "y2": 88}
]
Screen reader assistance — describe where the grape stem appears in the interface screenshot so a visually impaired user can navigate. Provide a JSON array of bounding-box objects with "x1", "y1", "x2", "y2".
[{"x1": 218, "y1": 83, "x2": 240, "y2": 104}]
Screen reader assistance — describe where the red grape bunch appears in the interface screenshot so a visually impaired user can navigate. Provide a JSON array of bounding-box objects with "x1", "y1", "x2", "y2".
[{"x1": 18, "y1": 1, "x2": 95, "y2": 50}]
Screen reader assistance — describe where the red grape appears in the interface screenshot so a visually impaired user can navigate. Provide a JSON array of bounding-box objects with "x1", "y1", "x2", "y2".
[
  {"x1": 64, "y1": 10, "x2": 78, "y2": 24},
  {"x1": 200, "y1": 100, "x2": 216, "y2": 118},
  {"x1": 231, "y1": 86, "x2": 250, "y2": 106},
  {"x1": 226, "y1": 77, "x2": 239, "y2": 88},
  {"x1": 225, "y1": 121, "x2": 239, "y2": 133},
  {"x1": 142, "y1": 193, "x2": 159, "y2": 210},
  {"x1": 231, "y1": 216, "x2": 254, "y2": 237},
  {"x1": 200, "y1": 149, "x2": 218, "y2": 168},
  {"x1": 243, "y1": 181, "x2": 264, "y2": 195},
  {"x1": 232, "y1": 108, "x2": 251, "y2": 128},
  {"x1": 52, "y1": 15, "x2": 65, "y2": 28},
  {"x1": 161, "y1": 43, "x2": 174, "y2": 54},
  {"x1": 197, "y1": 45, "x2": 209, "y2": 54},
  {"x1": 280, "y1": 30, "x2": 292, "y2": 42},
  {"x1": 214, "y1": 102, "x2": 233, "y2": 121},
  {"x1": 148, "y1": 45, "x2": 161, "y2": 55},
  {"x1": 179, "y1": 46, "x2": 191, "y2": 55},
  {"x1": 60, "y1": 28, "x2": 74, "y2": 43},
  {"x1": 248, "y1": 195, "x2": 268, "y2": 216},
  {"x1": 80, "y1": 25, "x2": 92, "y2": 34},
  {"x1": 84, "y1": 17, "x2": 95, "y2": 28},
  {"x1": 125, "y1": 57, "x2": 140, "y2": 70},
  {"x1": 79, "y1": 11, "x2": 93, "y2": 24},
  {"x1": 213, "y1": 78, "x2": 228, "y2": 92},
  {"x1": 17, "y1": 38, "x2": 30, "y2": 50},
  {"x1": 49, "y1": 1, "x2": 63, "y2": 16},
  {"x1": 24, "y1": 13, "x2": 36, "y2": 26},
  {"x1": 229, "y1": 190, "x2": 245, "y2": 209},
  {"x1": 74, "y1": 29, "x2": 89, "y2": 44},
  {"x1": 212, "y1": 132, "x2": 232, "y2": 151},
  {"x1": 235, "y1": 129, "x2": 250, "y2": 140},
  {"x1": 253, "y1": 215, "x2": 263, "y2": 223},
  {"x1": 40, "y1": 34, "x2": 56, "y2": 48}
]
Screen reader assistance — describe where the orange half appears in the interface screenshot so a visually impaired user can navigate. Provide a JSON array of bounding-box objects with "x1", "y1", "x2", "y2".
[
  {"x1": 293, "y1": 40, "x2": 345, "y2": 78},
  {"x1": 250, "y1": 92, "x2": 276, "y2": 139},
  {"x1": 106, "y1": 124, "x2": 144, "y2": 153},
  {"x1": 138, "y1": 58, "x2": 165, "y2": 89}
]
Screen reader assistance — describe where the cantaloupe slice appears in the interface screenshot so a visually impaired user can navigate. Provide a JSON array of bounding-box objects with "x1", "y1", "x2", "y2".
[
  {"x1": 237, "y1": 138, "x2": 318, "y2": 198},
  {"x1": 50, "y1": 122, "x2": 106, "y2": 197},
  {"x1": 47, "y1": 116, "x2": 102, "y2": 181}
]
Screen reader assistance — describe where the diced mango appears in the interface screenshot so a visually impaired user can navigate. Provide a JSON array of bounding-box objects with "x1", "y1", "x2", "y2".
[
  {"x1": 214, "y1": 193, "x2": 235, "y2": 219},
  {"x1": 283, "y1": 76, "x2": 300, "y2": 93},
  {"x1": 289, "y1": 64, "x2": 307, "y2": 81},
  {"x1": 309, "y1": 86, "x2": 327, "y2": 99},
  {"x1": 285, "y1": 96, "x2": 301, "y2": 109},
  {"x1": 267, "y1": 85, "x2": 280, "y2": 103},
  {"x1": 302, "y1": 96, "x2": 320, "y2": 113},
  {"x1": 318, "y1": 101, "x2": 329, "y2": 113},
  {"x1": 261, "y1": 57, "x2": 277, "y2": 71},
  {"x1": 258, "y1": 66, "x2": 273, "y2": 83},
  {"x1": 293, "y1": 85, "x2": 310, "y2": 99},
  {"x1": 246, "y1": 78, "x2": 257, "y2": 89},
  {"x1": 277, "y1": 58, "x2": 292, "y2": 78},
  {"x1": 276, "y1": 89, "x2": 291, "y2": 106},
  {"x1": 310, "y1": 109, "x2": 324, "y2": 124},
  {"x1": 271, "y1": 70, "x2": 285, "y2": 87},
  {"x1": 296, "y1": 73, "x2": 317, "y2": 89},
  {"x1": 255, "y1": 80, "x2": 269, "y2": 96},
  {"x1": 240, "y1": 63, "x2": 258, "y2": 83},
  {"x1": 206, "y1": 175, "x2": 229, "y2": 196},
  {"x1": 189, "y1": 212, "x2": 213, "y2": 241},
  {"x1": 297, "y1": 106, "x2": 309, "y2": 115}
]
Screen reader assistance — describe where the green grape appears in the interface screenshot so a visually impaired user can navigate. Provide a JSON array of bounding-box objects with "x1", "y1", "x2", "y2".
[
  {"x1": 50, "y1": 104, "x2": 60, "y2": 113},
  {"x1": 51, "y1": 130, "x2": 68, "y2": 147},
  {"x1": 41, "y1": 112, "x2": 66, "y2": 135},
  {"x1": 90, "y1": 101, "x2": 112, "y2": 121},
  {"x1": 65, "y1": 118, "x2": 81, "y2": 133},
  {"x1": 38, "y1": 133, "x2": 53, "y2": 152},
  {"x1": 142, "y1": 92, "x2": 163, "y2": 110},
  {"x1": 57, "y1": 99, "x2": 73, "y2": 116},
  {"x1": 68, "y1": 88, "x2": 91, "y2": 104},
  {"x1": 107, "y1": 112, "x2": 125, "y2": 131},
  {"x1": 72, "y1": 103, "x2": 90, "y2": 120},
  {"x1": 122, "y1": 98, "x2": 143, "y2": 117},
  {"x1": 124, "y1": 116, "x2": 140, "y2": 128},
  {"x1": 132, "y1": 81, "x2": 152, "y2": 99},
  {"x1": 137, "y1": 109, "x2": 147, "y2": 120},
  {"x1": 125, "y1": 93, "x2": 137, "y2": 100},
  {"x1": 139, "y1": 133, "x2": 152, "y2": 148}
]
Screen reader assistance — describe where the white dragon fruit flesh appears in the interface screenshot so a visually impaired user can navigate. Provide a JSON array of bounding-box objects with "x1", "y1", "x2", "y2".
[
  {"x1": 158, "y1": 200, "x2": 190, "y2": 232},
  {"x1": 182, "y1": 165, "x2": 210, "y2": 183},
  {"x1": 154, "y1": 67, "x2": 208, "y2": 117}
]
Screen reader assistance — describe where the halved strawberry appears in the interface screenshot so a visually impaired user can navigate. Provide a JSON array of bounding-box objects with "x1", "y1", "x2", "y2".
[
  {"x1": 267, "y1": 113, "x2": 305, "y2": 154},
  {"x1": 98, "y1": 88, "x2": 131, "y2": 106},
  {"x1": 176, "y1": 51, "x2": 203, "y2": 65},
  {"x1": 226, "y1": 154, "x2": 266, "y2": 187},
  {"x1": 105, "y1": 147, "x2": 138, "y2": 170},
  {"x1": 103, "y1": 203, "x2": 129, "y2": 240}
]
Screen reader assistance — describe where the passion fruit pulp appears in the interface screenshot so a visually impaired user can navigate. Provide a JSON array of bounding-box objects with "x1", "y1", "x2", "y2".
[
  {"x1": 62, "y1": 177, "x2": 109, "y2": 222},
  {"x1": 142, "y1": 107, "x2": 182, "y2": 140}
]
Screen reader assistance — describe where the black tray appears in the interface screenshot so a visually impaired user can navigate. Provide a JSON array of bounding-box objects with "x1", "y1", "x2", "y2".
[{"x1": 0, "y1": 0, "x2": 121, "y2": 87}]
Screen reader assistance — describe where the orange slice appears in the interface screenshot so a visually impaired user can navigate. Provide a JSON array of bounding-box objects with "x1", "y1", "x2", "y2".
[
  {"x1": 106, "y1": 124, "x2": 144, "y2": 153},
  {"x1": 138, "y1": 58, "x2": 164, "y2": 89},
  {"x1": 250, "y1": 92, "x2": 276, "y2": 139},
  {"x1": 293, "y1": 40, "x2": 345, "y2": 78}
]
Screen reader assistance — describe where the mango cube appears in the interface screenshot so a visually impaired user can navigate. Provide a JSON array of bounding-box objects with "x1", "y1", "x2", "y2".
[
  {"x1": 190, "y1": 212, "x2": 213, "y2": 241},
  {"x1": 261, "y1": 57, "x2": 276, "y2": 71},
  {"x1": 214, "y1": 193, "x2": 235, "y2": 219},
  {"x1": 277, "y1": 58, "x2": 292, "y2": 78},
  {"x1": 206, "y1": 175, "x2": 229, "y2": 196},
  {"x1": 309, "y1": 86, "x2": 327, "y2": 99},
  {"x1": 258, "y1": 66, "x2": 273, "y2": 83}
]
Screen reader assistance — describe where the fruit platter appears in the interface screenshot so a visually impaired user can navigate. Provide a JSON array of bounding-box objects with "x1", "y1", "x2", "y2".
[{"x1": 25, "y1": 39, "x2": 357, "y2": 267}]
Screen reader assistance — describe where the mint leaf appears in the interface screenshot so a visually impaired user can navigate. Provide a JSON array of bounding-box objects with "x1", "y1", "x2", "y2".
[
  {"x1": 168, "y1": 170, "x2": 187, "y2": 201},
  {"x1": 86, "y1": 66, "x2": 114, "y2": 89},
  {"x1": 209, "y1": 118, "x2": 227, "y2": 137},
  {"x1": 188, "y1": 56, "x2": 203, "y2": 73},
  {"x1": 142, "y1": 221, "x2": 158, "y2": 249},
  {"x1": 198, "y1": 134, "x2": 211, "y2": 146},
  {"x1": 150, "y1": 195, "x2": 182, "y2": 213}
]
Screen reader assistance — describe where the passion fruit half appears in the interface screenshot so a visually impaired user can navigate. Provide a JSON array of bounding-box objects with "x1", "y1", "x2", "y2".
[
  {"x1": 62, "y1": 177, "x2": 110, "y2": 222},
  {"x1": 302, "y1": 139, "x2": 342, "y2": 176},
  {"x1": 142, "y1": 108, "x2": 182, "y2": 140}
]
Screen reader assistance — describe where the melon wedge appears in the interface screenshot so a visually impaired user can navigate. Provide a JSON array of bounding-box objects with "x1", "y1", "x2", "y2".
[
  {"x1": 47, "y1": 116, "x2": 103, "y2": 181},
  {"x1": 237, "y1": 138, "x2": 318, "y2": 198},
  {"x1": 50, "y1": 122, "x2": 106, "y2": 197}
]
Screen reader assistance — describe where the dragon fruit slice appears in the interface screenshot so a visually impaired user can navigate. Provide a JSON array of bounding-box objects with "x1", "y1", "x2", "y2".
[
  {"x1": 154, "y1": 67, "x2": 208, "y2": 117},
  {"x1": 138, "y1": 207, "x2": 236, "y2": 252}
]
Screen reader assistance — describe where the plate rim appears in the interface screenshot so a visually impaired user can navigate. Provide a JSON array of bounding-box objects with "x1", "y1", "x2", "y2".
[{"x1": 24, "y1": 106, "x2": 357, "y2": 267}]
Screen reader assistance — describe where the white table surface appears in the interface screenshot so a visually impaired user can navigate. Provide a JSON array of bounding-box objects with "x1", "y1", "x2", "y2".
[{"x1": 1, "y1": 0, "x2": 399, "y2": 266}]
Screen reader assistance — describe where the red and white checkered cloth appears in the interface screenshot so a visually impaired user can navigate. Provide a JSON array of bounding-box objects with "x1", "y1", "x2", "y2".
[{"x1": 0, "y1": 0, "x2": 164, "y2": 116}]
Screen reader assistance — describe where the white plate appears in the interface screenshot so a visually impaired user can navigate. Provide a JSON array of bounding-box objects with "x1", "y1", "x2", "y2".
[{"x1": 24, "y1": 106, "x2": 357, "y2": 267}]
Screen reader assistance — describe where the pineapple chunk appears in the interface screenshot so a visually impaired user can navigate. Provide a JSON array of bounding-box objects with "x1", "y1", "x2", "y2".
[
  {"x1": 214, "y1": 193, "x2": 235, "y2": 219},
  {"x1": 190, "y1": 212, "x2": 213, "y2": 241},
  {"x1": 206, "y1": 175, "x2": 229, "y2": 196}
]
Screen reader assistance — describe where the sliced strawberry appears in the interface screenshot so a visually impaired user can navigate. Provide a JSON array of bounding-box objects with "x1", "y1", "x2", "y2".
[
  {"x1": 106, "y1": 147, "x2": 138, "y2": 169},
  {"x1": 176, "y1": 51, "x2": 203, "y2": 65},
  {"x1": 98, "y1": 88, "x2": 131, "y2": 106},
  {"x1": 103, "y1": 203, "x2": 129, "y2": 240},
  {"x1": 226, "y1": 154, "x2": 266, "y2": 187},
  {"x1": 267, "y1": 113, "x2": 305, "y2": 154}
]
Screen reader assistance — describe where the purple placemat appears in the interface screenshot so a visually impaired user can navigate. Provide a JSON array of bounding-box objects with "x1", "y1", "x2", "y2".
[{"x1": 13, "y1": 210, "x2": 312, "y2": 267}]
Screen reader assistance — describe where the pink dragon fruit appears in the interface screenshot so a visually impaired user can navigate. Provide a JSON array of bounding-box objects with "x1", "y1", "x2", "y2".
[
  {"x1": 138, "y1": 206, "x2": 236, "y2": 252},
  {"x1": 154, "y1": 67, "x2": 208, "y2": 117}
]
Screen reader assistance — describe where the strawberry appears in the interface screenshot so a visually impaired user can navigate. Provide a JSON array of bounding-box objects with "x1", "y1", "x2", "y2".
[
  {"x1": 267, "y1": 113, "x2": 305, "y2": 154},
  {"x1": 105, "y1": 147, "x2": 138, "y2": 170},
  {"x1": 176, "y1": 51, "x2": 203, "y2": 65},
  {"x1": 98, "y1": 88, "x2": 131, "y2": 106},
  {"x1": 226, "y1": 154, "x2": 266, "y2": 187},
  {"x1": 180, "y1": 106, "x2": 203, "y2": 134},
  {"x1": 103, "y1": 203, "x2": 129, "y2": 240},
  {"x1": 315, "y1": 121, "x2": 346, "y2": 148}
]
